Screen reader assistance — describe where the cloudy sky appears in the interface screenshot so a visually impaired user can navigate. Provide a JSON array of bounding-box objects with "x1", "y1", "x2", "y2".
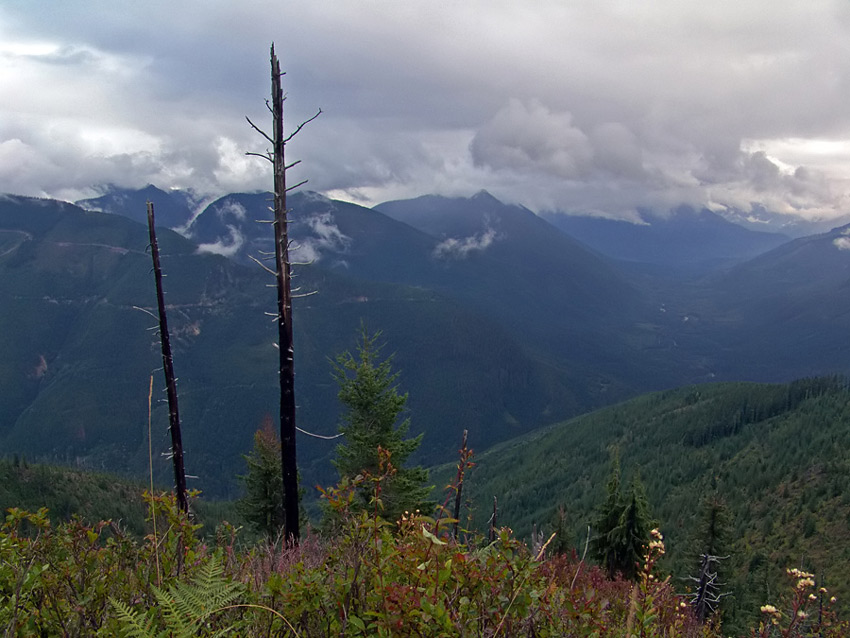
[{"x1": 3, "y1": 1, "x2": 850, "y2": 222}]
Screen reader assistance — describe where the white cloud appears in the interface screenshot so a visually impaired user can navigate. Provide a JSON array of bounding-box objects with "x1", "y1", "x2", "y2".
[
  {"x1": 433, "y1": 228, "x2": 499, "y2": 260},
  {"x1": 471, "y1": 99, "x2": 594, "y2": 180},
  {"x1": 215, "y1": 199, "x2": 248, "y2": 222},
  {"x1": 290, "y1": 212, "x2": 351, "y2": 264},
  {"x1": 196, "y1": 225, "x2": 245, "y2": 258},
  {"x1": 834, "y1": 228, "x2": 850, "y2": 251}
]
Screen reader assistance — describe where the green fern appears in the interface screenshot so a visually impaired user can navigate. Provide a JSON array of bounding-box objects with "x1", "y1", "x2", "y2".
[
  {"x1": 109, "y1": 598, "x2": 168, "y2": 638},
  {"x1": 111, "y1": 557, "x2": 245, "y2": 637}
]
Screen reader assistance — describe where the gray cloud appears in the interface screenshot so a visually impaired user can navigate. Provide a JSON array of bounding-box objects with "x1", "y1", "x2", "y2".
[{"x1": 2, "y1": 1, "x2": 850, "y2": 222}]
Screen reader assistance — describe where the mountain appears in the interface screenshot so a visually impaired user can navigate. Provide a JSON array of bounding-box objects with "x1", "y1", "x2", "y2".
[
  {"x1": 186, "y1": 190, "x2": 698, "y2": 410},
  {"x1": 541, "y1": 205, "x2": 789, "y2": 275},
  {"x1": 0, "y1": 194, "x2": 579, "y2": 496},
  {"x1": 374, "y1": 191, "x2": 635, "y2": 317},
  {"x1": 9, "y1": 186, "x2": 850, "y2": 503},
  {"x1": 374, "y1": 191, "x2": 695, "y2": 394},
  {"x1": 719, "y1": 202, "x2": 850, "y2": 237},
  {"x1": 685, "y1": 223, "x2": 850, "y2": 379},
  {"x1": 77, "y1": 184, "x2": 197, "y2": 230},
  {"x1": 443, "y1": 376, "x2": 850, "y2": 629},
  {"x1": 186, "y1": 191, "x2": 439, "y2": 283}
]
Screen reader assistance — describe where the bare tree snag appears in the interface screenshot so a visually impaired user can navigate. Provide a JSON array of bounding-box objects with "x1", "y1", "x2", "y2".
[
  {"x1": 146, "y1": 201, "x2": 189, "y2": 515},
  {"x1": 489, "y1": 495, "x2": 498, "y2": 543},
  {"x1": 269, "y1": 45, "x2": 300, "y2": 544},
  {"x1": 247, "y1": 45, "x2": 320, "y2": 544},
  {"x1": 452, "y1": 429, "x2": 471, "y2": 540}
]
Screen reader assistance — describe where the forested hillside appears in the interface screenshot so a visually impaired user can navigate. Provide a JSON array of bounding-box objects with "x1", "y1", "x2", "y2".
[
  {"x1": 0, "y1": 458, "x2": 236, "y2": 538},
  {"x1": 448, "y1": 377, "x2": 850, "y2": 630}
]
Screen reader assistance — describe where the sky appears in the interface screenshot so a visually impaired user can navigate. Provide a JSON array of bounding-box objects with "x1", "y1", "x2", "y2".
[{"x1": 2, "y1": 1, "x2": 850, "y2": 223}]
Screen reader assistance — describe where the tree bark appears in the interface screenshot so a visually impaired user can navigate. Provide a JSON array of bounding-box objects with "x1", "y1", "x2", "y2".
[
  {"x1": 270, "y1": 45, "x2": 299, "y2": 544},
  {"x1": 146, "y1": 202, "x2": 188, "y2": 515}
]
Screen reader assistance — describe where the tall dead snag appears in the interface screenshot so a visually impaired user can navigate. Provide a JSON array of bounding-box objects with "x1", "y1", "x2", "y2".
[
  {"x1": 246, "y1": 45, "x2": 320, "y2": 544},
  {"x1": 451, "y1": 429, "x2": 472, "y2": 540},
  {"x1": 147, "y1": 201, "x2": 189, "y2": 514},
  {"x1": 489, "y1": 496, "x2": 498, "y2": 543}
]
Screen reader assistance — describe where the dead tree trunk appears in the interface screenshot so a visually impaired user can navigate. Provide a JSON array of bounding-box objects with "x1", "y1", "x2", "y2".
[
  {"x1": 451, "y1": 429, "x2": 470, "y2": 540},
  {"x1": 269, "y1": 46, "x2": 300, "y2": 544},
  {"x1": 489, "y1": 496, "x2": 498, "y2": 543},
  {"x1": 246, "y1": 46, "x2": 320, "y2": 544},
  {"x1": 146, "y1": 201, "x2": 188, "y2": 514}
]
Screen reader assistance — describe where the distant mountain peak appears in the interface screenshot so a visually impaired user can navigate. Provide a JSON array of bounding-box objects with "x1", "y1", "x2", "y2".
[
  {"x1": 296, "y1": 190, "x2": 332, "y2": 205},
  {"x1": 471, "y1": 189, "x2": 500, "y2": 203}
]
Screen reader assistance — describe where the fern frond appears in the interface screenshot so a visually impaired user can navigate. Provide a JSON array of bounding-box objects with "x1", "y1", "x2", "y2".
[
  {"x1": 113, "y1": 557, "x2": 246, "y2": 637},
  {"x1": 183, "y1": 558, "x2": 244, "y2": 614},
  {"x1": 158, "y1": 557, "x2": 245, "y2": 634},
  {"x1": 154, "y1": 583, "x2": 195, "y2": 636},
  {"x1": 109, "y1": 597, "x2": 166, "y2": 638}
]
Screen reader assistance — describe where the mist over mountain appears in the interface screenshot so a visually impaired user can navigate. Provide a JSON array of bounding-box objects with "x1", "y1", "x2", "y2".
[
  {"x1": 540, "y1": 205, "x2": 790, "y2": 276},
  {"x1": 0, "y1": 194, "x2": 583, "y2": 495},
  {"x1": 4, "y1": 186, "x2": 850, "y2": 498},
  {"x1": 77, "y1": 184, "x2": 198, "y2": 231}
]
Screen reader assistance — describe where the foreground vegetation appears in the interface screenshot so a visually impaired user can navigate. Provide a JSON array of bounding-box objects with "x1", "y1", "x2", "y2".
[
  {"x1": 5, "y1": 377, "x2": 850, "y2": 635},
  {"x1": 3, "y1": 467, "x2": 847, "y2": 637}
]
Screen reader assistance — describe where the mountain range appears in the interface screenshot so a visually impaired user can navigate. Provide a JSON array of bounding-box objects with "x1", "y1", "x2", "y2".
[
  {"x1": 4, "y1": 186, "x2": 850, "y2": 498},
  {"x1": 540, "y1": 205, "x2": 789, "y2": 276}
]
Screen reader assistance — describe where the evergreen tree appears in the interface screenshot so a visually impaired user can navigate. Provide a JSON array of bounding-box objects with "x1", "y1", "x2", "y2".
[
  {"x1": 696, "y1": 493, "x2": 730, "y2": 559},
  {"x1": 332, "y1": 326, "x2": 429, "y2": 521},
  {"x1": 550, "y1": 504, "x2": 573, "y2": 556},
  {"x1": 592, "y1": 453, "x2": 624, "y2": 577},
  {"x1": 610, "y1": 474, "x2": 653, "y2": 581},
  {"x1": 591, "y1": 454, "x2": 653, "y2": 580},
  {"x1": 238, "y1": 417, "x2": 284, "y2": 539}
]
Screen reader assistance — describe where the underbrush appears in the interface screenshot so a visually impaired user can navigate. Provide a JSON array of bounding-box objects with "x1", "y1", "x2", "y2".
[{"x1": 1, "y1": 470, "x2": 846, "y2": 636}]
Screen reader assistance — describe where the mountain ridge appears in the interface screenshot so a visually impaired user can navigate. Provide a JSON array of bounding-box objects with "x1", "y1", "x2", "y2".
[{"x1": 5, "y1": 186, "x2": 850, "y2": 500}]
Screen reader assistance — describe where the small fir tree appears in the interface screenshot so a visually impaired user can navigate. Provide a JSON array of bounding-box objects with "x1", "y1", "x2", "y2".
[
  {"x1": 592, "y1": 452, "x2": 624, "y2": 577},
  {"x1": 610, "y1": 473, "x2": 653, "y2": 581},
  {"x1": 591, "y1": 454, "x2": 654, "y2": 581},
  {"x1": 332, "y1": 326, "x2": 429, "y2": 521},
  {"x1": 551, "y1": 504, "x2": 573, "y2": 556},
  {"x1": 238, "y1": 417, "x2": 284, "y2": 539}
]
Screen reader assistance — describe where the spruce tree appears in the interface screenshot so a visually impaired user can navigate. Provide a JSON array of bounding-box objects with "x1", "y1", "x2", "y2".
[
  {"x1": 610, "y1": 474, "x2": 653, "y2": 581},
  {"x1": 238, "y1": 418, "x2": 284, "y2": 539},
  {"x1": 332, "y1": 326, "x2": 429, "y2": 521},
  {"x1": 550, "y1": 504, "x2": 573, "y2": 556},
  {"x1": 592, "y1": 453, "x2": 624, "y2": 578},
  {"x1": 591, "y1": 455, "x2": 653, "y2": 580}
]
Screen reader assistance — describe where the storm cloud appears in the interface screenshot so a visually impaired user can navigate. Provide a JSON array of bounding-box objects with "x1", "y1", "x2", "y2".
[{"x1": 2, "y1": 1, "x2": 850, "y2": 222}]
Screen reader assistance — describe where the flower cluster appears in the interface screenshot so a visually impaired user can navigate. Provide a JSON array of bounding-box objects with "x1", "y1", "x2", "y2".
[
  {"x1": 647, "y1": 528, "x2": 665, "y2": 555},
  {"x1": 788, "y1": 567, "x2": 816, "y2": 591}
]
